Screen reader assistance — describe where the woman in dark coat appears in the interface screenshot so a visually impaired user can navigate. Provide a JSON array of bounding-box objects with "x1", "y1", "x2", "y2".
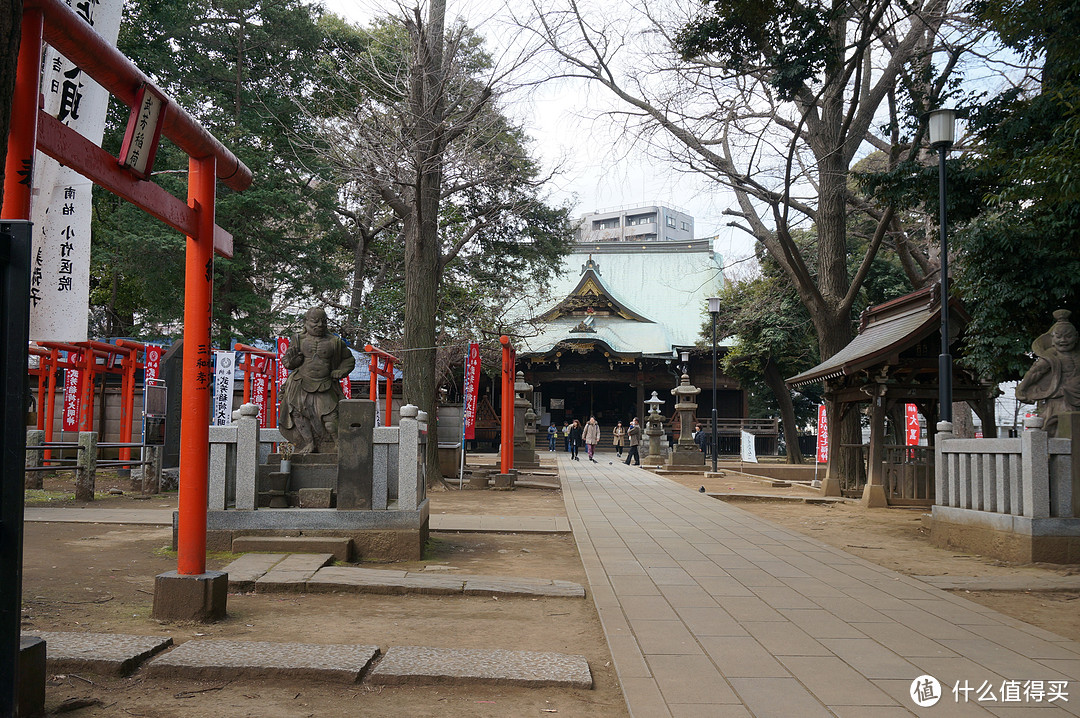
[{"x1": 568, "y1": 419, "x2": 583, "y2": 461}]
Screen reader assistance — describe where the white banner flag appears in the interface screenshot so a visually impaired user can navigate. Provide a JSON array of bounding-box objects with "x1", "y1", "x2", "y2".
[
  {"x1": 212, "y1": 352, "x2": 236, "y2": 426},
  {"x1": 30, "y1": 0, "x2": 124, "y2": 342},
  {"x1": 740, "y1": 430, "x2": 758, "y2": 464}
]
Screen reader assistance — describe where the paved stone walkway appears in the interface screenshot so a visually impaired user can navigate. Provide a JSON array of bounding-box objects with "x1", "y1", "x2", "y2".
[{"x1": 558, "y1": 454, "x2": 1080, "y2": 717}]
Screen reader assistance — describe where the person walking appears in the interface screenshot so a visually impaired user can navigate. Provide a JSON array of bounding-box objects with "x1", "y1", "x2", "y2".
[
  {"x1": 612, "y1": 421, "x2": 626, "y2": 457},
  {"x1": 568, "y1": 419, "x2": 583, "y2": 460},
  {"x1": 624, "y1": 417, "x2": 641, "y2": 466},
  {"x1": 562, "y1": 422, "x2": 571, "y2": 452},
  {"x1": 583, "y1": 416, "x2": 601, "y2": 462},
  {"x1": 547, "y1": 423, "x2": 557, "y2": 451}
]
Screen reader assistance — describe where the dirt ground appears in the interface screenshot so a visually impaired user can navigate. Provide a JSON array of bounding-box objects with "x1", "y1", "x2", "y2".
[{"x1": 21, "y1": 463, "x2": 1080, "y2": 716}]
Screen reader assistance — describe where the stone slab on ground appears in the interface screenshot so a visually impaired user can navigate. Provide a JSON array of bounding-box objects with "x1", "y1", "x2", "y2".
[
  {"x1": 368, "y1": 646, "x2": 592, "y2": 688},
  {"x1": 221, "y1": 553, "x2": 286, "y2": 592},
  {"x1": 915, "y1": 574, "x2": 1080, "y2": 592},
  {"x1": 35, "y1": 632, "x2": 173, "y2": 676},
  {"x1": 461, "y1": 575, "x2": 586, "y2": 598},
  {"x1": 306, "y1": 566, "x2": 465, "y2": 595},
  {"x1": 146, "y1": 640, "x2": 379, "y2": 683},
  {"x1": 231, "y1": 535, "x2": 350, "y2": 561}
]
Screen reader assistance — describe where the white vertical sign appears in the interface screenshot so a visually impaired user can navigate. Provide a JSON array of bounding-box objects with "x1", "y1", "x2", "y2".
[
  {"x1": 30, "y1": 0, "x2": 124, "y2": 342},
  {"x1": 213, "y1": 352, "x2": 236, "y2": 426},
  {"x1": 740, "y1": 430, "x2": 758, "y2": 463}
]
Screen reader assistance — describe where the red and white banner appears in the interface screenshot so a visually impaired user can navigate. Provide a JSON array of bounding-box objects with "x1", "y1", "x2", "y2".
[
  {"x1": 905, "y1": 403, "x2": 920, "y2": 446},
  {"x1": 816, "y1": 404, "x2": 829, "y2": 463},
  {"x1": 144, "y1": 344, "x2": 162, "y2": 381},
  {"x1": 340, "y1": 374, "x2": 352, "y2": 399},
  {"x1": 463, "y1": 343, "x2": 481, "y2": 440},
  {"x1": 276, "y1": 336, "x2": 289, "y2": 388},
  {"x1": 63, "y1": 352, "x2": 82, "y2": 431},
  {"x1": 250, "y1": 356, "x2": 270, "y2": 428}
]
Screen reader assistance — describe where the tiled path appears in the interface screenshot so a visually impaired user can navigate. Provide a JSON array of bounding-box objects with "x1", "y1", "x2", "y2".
[{"x1": 558, "y1": 454, "x2": 1080, "y2": 717}]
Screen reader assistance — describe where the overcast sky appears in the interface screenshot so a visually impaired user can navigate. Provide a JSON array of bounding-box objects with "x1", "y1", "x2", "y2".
[{"x1": 320, "y1": 0, "x2": 758, "y2": 271}]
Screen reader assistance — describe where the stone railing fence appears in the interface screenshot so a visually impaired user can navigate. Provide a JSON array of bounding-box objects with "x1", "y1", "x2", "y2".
[
  {"x1": 935, "y1": 418, "x2": 1075, "y2": 519},
  {"x1": 209, "y1": 402, "x2": 426, "y2": 512}
]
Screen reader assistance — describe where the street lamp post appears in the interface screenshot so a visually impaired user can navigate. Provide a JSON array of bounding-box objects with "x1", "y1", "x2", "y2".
[
  {"x1": 928, "y1": 108, "x2": 956, "y2": 423},
  {"x1": 708, "y1": 297, "x2": 721, "y2": 473}
]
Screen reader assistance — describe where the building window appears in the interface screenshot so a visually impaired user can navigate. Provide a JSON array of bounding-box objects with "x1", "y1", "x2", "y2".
[
  {"x1": 666, "y1": 216, "x2": 676, "y2": 228},
  {"x1": 593, "y1": 218, "x2": 620, "y2": 230},
  {"x1": 626, "y1": 213, "x2": 656, "y2": 226},
  {"x1": 680, "y1": 221, "x2": 690, "y2": 231}
]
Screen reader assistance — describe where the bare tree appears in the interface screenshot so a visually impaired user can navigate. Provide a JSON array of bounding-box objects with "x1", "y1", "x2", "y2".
[{"x1": 518, "y1": 0, "x2": 980, "y2": 482}]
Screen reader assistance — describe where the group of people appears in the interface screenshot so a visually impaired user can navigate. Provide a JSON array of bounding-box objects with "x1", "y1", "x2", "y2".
[{"x1": 545, "y1": 417, "x2": 642, "y2": 465}]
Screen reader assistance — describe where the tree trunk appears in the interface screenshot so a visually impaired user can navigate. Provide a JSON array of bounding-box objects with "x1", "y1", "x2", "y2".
[{"x1": 763, "y1": 359, "x2": 803, "y2": 463}]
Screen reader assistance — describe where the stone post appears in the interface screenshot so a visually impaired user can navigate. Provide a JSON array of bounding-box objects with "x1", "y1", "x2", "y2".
[
  {"x1": 525, "y1": 405, "x2": 537, "y2": 452},
  {"x1": 642, "y1": 396, "x2": 666, "y2": 467},
  {"x1": 234, "y1": 403, "x2": 260, "y2": 510},
  {"x1": 25, "y1": 429, "x2": 44, "y2": 489},
  {"x1": 1063, "y1": 411, "x2": 1080, "y2": 518},
  {"x1": 667, "y1": 374, "x2": 704, "y2": 468},
  {"x1": 1021, "y1": 416, "x2": 1050, "y2": 519},
  {"x1": 398, "y1": 405, "x2": 420, "y2": 510},
  {"x1": 934, "y1": 421, "x2": 954, "y2": 507},
  {"x1": 74, "y1": 432, "x2": 98, "y2": 502},
  {"x1": 142, "y1": 445, "x2": 162, "y2": 495}
]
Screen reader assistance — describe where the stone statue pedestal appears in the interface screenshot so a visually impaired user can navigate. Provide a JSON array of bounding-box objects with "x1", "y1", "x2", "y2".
[{"x1": 258, "y1": 452, "x2": 338, "y2": 507}]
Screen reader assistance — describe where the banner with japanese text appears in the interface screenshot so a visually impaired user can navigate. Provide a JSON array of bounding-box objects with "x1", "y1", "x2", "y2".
[
  {"x1": 144, "y1": 344, "x2": 162, "y2": 382},
  {"x1": 249, "y1": 356, "x2": 270, "y2": 428},
  {"x1": 62, "y1": 353, "x2": 82, "y2": 431},
  {"x1": 905, "y1": 404, "x2": 920, "y2": 446},
  {"x1": 276, "y1": 337, "x2": 289, "y2": 388},
  {"x1": 816, "y1": 404, "x2": 829, "y2": 463},
  {"x1": 212, "y1": 351, "x2": 236, "y2": 426},
  {"x1": 340, "y1": 374, "x2": 352, "y2": 399},
  {"x1": 463, "y1": 343, "x2": 481, "y2": 440},
  {"x1": 29, "y1": 0, "x2": 123, "y2": 341}
]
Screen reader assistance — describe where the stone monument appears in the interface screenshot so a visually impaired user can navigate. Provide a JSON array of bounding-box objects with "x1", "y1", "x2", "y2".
[
  {"x1": 513, "y1": 371, "x2": 540, "y2": 468},
  {"x1": 1016, "y1": 309, "x2": 1080, "y2": 438},
  {"x1": 667, "y1": 373, "x2": 705, "y2": 468},
  {"x1": 278, "y1": 306, "x2": 356, "y2": 454}
]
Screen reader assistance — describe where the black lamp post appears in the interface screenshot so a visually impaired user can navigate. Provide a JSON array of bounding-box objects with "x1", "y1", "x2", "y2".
[
  {"x1": 708, "y1": 297, "x2": 721, "y2": 472},
  {"x1": 928, "y1": 107, "x2": 956, "y2": 424}
]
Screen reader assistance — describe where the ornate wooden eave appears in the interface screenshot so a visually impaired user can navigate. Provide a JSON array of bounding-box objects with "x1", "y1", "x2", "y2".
[{"x1": 536, "y1": 258, "x2": 653, "y2": 324}]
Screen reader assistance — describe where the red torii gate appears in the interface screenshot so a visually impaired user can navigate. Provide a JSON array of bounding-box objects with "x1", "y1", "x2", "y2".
[
  {"x1": 3, "y1": 0, "x2": 252, "y2": 612},
  {"x1": 364, "y1": 344, "x2": 398, "y2": 427},
  {"x1": 233, "y1": 343, "x2": 278, "y2": 428}
]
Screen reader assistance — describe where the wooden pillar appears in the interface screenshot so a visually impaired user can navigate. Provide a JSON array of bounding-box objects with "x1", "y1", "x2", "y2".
[{"x1": 862, "y1": 392, "x2": 888, "y2": 507}]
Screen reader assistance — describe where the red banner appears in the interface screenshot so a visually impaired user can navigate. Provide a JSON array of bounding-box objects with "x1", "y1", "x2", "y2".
[
  {"x1": 276, "y1": 337, "x2": 289, "y2": 388},
  {"x1": 816, "y1": 404, "x2": 829, "y2": 463},
  {"x1": 144, "y1": 344, "x2": 162, "y2": 381},
  {"x1": 250, "y1": 356, "x2": 270, "y2": 428},
  {"x1": 463, "y1": 343, "x2": 481, "y2": 440},
  {"x1": 63, "y1": 352, "x2": 82, "y2": 431},
  {"x1": 340, "y1": 374, "x2": 352, "y2": 399},
  {"x1": 905, "y1": 403, "x2": 920, "y2": 446}
]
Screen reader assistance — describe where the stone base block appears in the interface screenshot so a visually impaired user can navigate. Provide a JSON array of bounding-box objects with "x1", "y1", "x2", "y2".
[
  {"x1": 298, "y1": 488, "x2": 334, "y2": 508},
  {"x1": 820, "y1": 477, "x2": 842, "y2": 497},
  {"x1": 146, "y1": 639, "x2": 379, "y2": 683},
  {"x1": 492, "y1": 473, "x2": 516, "y2": 488},
  {"x1": 369, "y1": 646, "x2": 592, "y2": 688},
  {"x1": 20, "y1": 636, "x2": 46, "y2": 718},
  {"x1": 152, "y1": 570, "x2": 228, "y2": 623},
  {"x1": 207, "y1": 528, "x2": 427, "y2": 562},
  {"x1": 469, "y1": 473, "x2": 490, "y2": 489},
  {"x1": 35, "y1": 631, "x2": 172, "y2": 676},
  {"x1": 666, "y1": 451, "x2": 705, "y2": 468},
  {"x1": 931, "y1": 506, "x2": 1080, "y2": 563},
  {"x1": 861, "y1": 483, "x2": 887, "y2": 508},
  {"x1": 232, "y1": 535, "x2": 349, "y2": 561}
]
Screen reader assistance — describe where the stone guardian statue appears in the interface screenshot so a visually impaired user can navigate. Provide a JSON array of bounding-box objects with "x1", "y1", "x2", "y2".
[
  {"x1": 1015, "y1": 309, "x2": 1080, "y2": 437},
  {"x1": 278, "y1": 307, "x2": 355, "y2": 453}
]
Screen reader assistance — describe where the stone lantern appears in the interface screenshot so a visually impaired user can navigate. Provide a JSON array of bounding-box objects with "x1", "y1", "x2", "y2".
[
  {"x1": 642, "y1": 391, "x2": 667, "y2": 466},
  {"x1": 513, "y1": 371, "x2": 539, "y2": 467},
  {"x1": 668, "y1": 373, "x2": 704, "y2": 468}
]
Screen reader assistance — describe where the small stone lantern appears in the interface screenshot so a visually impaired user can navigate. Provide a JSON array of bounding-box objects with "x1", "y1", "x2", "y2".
[
  {"x1": 513, "y1": 371, "x2": 539, "y2": 467},
  {"x1": 642, "y1": 391, "x2": 667, "y2": 466}
]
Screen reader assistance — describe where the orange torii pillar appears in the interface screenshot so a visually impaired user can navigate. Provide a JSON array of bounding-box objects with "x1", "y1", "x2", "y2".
[
  {"x1": 364, "y1": 344, "x2": 398, "y2": 426},
  {"x1": 499, "y1": 336, "x2": 516, "y2": 477}
]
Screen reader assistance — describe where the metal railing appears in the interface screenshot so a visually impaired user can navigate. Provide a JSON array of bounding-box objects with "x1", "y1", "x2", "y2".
[{"x1": 25, "y1": 430, "x2": 163, "y2": 500}]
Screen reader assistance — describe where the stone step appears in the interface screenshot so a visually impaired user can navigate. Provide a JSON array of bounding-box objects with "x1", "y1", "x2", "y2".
[
  {"x1": 368, "y1": 646, "x2": 592, "y2": 688},
  {"x1": 232, "y1": 535, "x2": 350, "y2": 561},
  {"x1": 145, "y1": 640, "x2": 379, "y2": 683},
  {"x1": 34, "y1": 631, "x2": 173, "y2": 676}
]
